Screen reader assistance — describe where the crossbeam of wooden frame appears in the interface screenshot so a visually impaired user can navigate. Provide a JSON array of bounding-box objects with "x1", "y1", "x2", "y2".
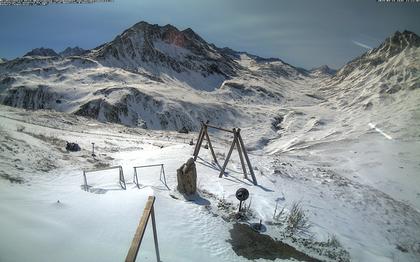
[
  {"x1": 193, "y1": 122, "x2": 257, "y2": 185},
  {"x1": 125, "y1": 196, "x2": 160, "y2": 262}
]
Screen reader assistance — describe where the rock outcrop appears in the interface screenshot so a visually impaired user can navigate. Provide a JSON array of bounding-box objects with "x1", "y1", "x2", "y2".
[{"x1": 176, "y1": 158, "x2": 197, "y2": 195}]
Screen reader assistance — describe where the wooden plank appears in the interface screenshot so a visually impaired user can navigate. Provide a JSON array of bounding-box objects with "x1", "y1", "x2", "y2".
[
  {"x1": 234, "y1": 129, "x2": 248, "y2": 179},
  {"x1": 237, "y1": 132, "x2": 258, "y2": 185},
  {"x1": 219, "y1": 131, "x2": 237, "y2": 178},
  {"x1": 126, "y1": 196, "x2": 156, "y2": 262}
]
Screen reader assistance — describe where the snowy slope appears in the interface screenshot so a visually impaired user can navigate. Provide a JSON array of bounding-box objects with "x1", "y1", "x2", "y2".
[
  {"x1": 0, "y1": 24, "x2": 419, "y2": 261},
  {"x1": 1, "y1": 105, "x2": 419, "y2": 262}
]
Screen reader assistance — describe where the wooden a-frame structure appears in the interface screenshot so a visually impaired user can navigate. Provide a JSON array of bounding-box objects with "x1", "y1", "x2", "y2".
[{"x1": 193, "y1": 121, "x2": 258, "y2": 185}]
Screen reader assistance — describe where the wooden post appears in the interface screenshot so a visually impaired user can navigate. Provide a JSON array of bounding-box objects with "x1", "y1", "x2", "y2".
[
  {"x1": 237, "y1": 132, "x2": 258, "y2": 185},
  {"x1": 125, "y1": 196, "x2": 160, "y2": 262},
  {"x1": 204, "y1": 127, "x2": 220, "y2": 167},
  {"x1": 234, "y1": 128, "x2": 248, "y2": 179},
  {"x1": 219, "y1": 129, "x2": 237, "y2": 178}
]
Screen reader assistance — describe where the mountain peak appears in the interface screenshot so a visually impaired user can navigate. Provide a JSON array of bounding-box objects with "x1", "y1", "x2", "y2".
[
  {"x1": 89, "y1": 21, "x2": 239, "y2": 90},
  {"x1": 24, "y1": 47, "x2": 58, "y2": 57},
  {"x1": 376, "y1": 30, "x2": 420, "y2": 57},
  {"x1": 310, "y1": 65, "x2": 336, "y2": 76},
  {"x1": 335, "y1": 30, "x2": 419, "y2": 80},
  {"x1": 59, "y1": 46, "x2": 87, "y2": 57},
  {"x1": 389, "y1": 30, "x2": 420, "y2": 47}
]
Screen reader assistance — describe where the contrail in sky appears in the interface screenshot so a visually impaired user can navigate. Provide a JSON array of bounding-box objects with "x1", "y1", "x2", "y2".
[{"x1": 352, "y1": 40, "x2": 372, "y2": 50}]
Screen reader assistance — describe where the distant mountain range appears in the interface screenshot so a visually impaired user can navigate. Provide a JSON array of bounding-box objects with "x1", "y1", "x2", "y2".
[{"x1": 0, "y1": 21, "x2": 418, "y2": 135}]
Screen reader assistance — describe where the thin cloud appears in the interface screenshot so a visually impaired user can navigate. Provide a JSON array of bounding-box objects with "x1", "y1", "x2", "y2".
[{"x1": 352, "y1": 40, "x2": 372, "y2": 50}]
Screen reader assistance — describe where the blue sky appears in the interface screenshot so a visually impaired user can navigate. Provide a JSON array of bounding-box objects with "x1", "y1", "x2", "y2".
[{"x1": 0, "y1": 0, "x2": 419, "y2": 69}]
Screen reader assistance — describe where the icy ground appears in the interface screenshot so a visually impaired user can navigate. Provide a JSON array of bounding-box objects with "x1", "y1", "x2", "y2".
[{"x1": 0, "y1": 105, "x2": 419, "y2": 262}]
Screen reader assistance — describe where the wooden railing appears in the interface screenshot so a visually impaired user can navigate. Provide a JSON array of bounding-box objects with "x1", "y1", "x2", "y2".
[{"x1": 126, "y1": 196, "x2": 160, "y2": 262}]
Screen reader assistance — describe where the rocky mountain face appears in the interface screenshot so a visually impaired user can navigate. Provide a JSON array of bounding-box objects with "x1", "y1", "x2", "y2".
[
  {"x1": 89, "y1": 21, "x2": 240, "y2": 90},
  {"x1": 334, "y1": 30, "x2": 419, "y2": 81},
  {"x1": 24, "y1": 48, "x2": 58, "y2": 57},
  {"x1": 59, "y1": 47, "x2": 88, "y2": 57}
]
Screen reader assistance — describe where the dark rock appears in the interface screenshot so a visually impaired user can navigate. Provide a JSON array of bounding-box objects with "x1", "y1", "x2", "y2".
[
  {"x1": 178, "y1": 126, "x2": 189, "y2": 134},
  {"x1": 66, "y1": 142, "x2": 81, "y2": 152}
]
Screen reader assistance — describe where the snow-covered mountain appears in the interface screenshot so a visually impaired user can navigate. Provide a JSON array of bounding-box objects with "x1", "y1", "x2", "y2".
[
  {"x1": 320, "y1": 30, "x2": 420, "y2": 139},
  {"x1": 309, "y1": 65, "x2": 336, "y2": 77},
  {"x1": 24, "y1": 47, "x2": 58, "y2": 57},
  {"x1": 89, "y1": 21, "x2": 240, "y2": 91},
  {"x1": 0, "y1": 23, "x2": 418, "y2": 137},
  {"x1": 59, "y1": 46, "x2": 88, "y2": 57},
  {"x1": 0, "y1": 21, "x2": 316, "y2": 130},
  {"x1": 221, "y1": 47, "x2": 308, "y2": 79}
]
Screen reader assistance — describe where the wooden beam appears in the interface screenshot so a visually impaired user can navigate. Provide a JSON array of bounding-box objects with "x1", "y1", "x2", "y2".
[
  {"x1": 234, "y1": 129, "x2": 248, "y2": 179},
  {"x1": 219, "y1": 130, "x2": 237, "y2": 178},
  {"x1": 193, "y1": 125, "x2": 206, "y2": 161},
  {"x1": 205, "y1": 127, "x2": 220, "y2": 167},
  {"x1": 125, "y1": 196, "x2": 159, "y2": 262},
  {"x1": 193, "y1": 124, "x2": 204, "y2": 157},
  {"x1": 204, "y1": 123, "x2": 235, "y2": 133},
  {"x1": 237, "y1": 132, "x2": 258, "y2": 185}
]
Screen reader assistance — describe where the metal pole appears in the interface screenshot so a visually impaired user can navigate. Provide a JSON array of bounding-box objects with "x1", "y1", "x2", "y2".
[{"x1": 83, "y1": 171, "x2": 88, "y2": 191}]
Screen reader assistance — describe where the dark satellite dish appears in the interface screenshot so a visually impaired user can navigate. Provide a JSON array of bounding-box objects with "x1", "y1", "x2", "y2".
[{"x1": 236, "y1": 188, "x2": 249, "y2": 201}]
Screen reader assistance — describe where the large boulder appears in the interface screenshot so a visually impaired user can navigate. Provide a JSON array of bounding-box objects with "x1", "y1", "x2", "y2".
[
  {"x1": 177, "y1": 158, "x2": 197, "y2": 195},
  {"x1": 66, "y1": 142, "x2": 81, "y2": 152}
]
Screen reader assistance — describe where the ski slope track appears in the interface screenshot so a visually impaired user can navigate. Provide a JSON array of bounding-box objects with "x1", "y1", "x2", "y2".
[{"x1": 0, "y1": 22, "x2": 419, "y2": 261}]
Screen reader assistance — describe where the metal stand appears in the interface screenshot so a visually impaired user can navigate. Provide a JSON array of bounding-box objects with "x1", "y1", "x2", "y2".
[
  {"x1": 82, "y1": 165, "x2": 126, "y2": 191},
  {"x1": 133, "y1": 164, "x2": 169, "y2": 190}
]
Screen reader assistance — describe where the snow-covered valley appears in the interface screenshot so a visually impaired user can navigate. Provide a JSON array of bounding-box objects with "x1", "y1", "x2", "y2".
[{"x1": 0, "y1": 22, "x2": 419, "y2": 261}]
